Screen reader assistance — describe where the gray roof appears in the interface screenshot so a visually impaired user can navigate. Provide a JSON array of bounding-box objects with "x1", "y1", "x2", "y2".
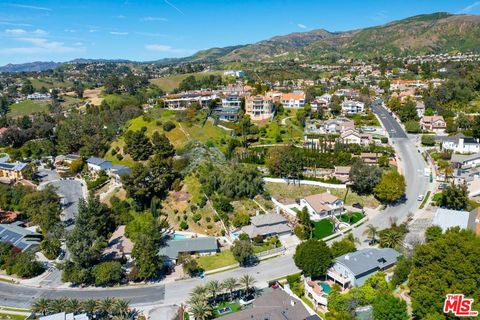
[
  {"x1": 336, "y1": 248, "x2": 401, "y2": 277},
  {"x1": 250, "y1": 213, "x2": 287, "y2": 227},
  {"x1": 220, "y1": 288, "x2": 311, "y2": 320},
  {"x1": 158, "y1": 237, "x2": 218, "y2": 259},
  {"x1": 0, "y1": 161, "x2": 27, "y2": 172},
  {"x1": 241, "y1": 223, "x2": 291, "y2": 238},
  {"x1": 111, "y1": 165, "x2": 131, "y2": 176},
  {"x1": 451, "y1": 153, "x2": 480, "y2": 164},
  {"x1": 86, "y1": 157, "x2": 111, "y2": 167},
  {"x1": 0, "y1": 223, "x2": 42, "y2": 251},
  {"x1": 432, "y1": 208, "x2": 476, "y2": 232}
]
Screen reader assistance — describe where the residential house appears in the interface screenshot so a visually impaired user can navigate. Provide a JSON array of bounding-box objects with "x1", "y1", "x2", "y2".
[
  {"x1": 451, "y1": 153, "x2": 480, "y2": 169},
  {"x1": 281, "y1": 91, "x2": 305, "y2": 108},
  {"x1": 360, "y1": 153, "x2": 381, "y2": 165},
  {"x1": 299, "y1": 192, "x2": 344, "y2": 221},
  {"x1": 158, "y1": 237, "x2": 218, "y2": 265},
  {"x1": 333, "y1": 166, "x2": 351, "y2": 183},
  {"x1": 240, "y1": 213, "x2": 291, "y2": 238},
  {"x1": 0, "y1": 161, "x2": 28, "y2": 182},
  {"x1": 103, "y1": 225, "x2": 134, "y2": 261},
  {"x1": 340, "y1": 129, "x2": 372, "y2": 146},
  {"x1": 304, "y1": 277, "x2": 328, "y2": 307},
  {"x1": 0, "y1": 221, "x2": 42, "y2": 251},
  {"x1": 216, "y1": 98, "x2": 242, "y2": 122},
  {"x1": 27, "y1": 92, "x2": 50, "y2": 100},
  {"x1": 341, "y1": 100, "x2": 364, "y2": 115},
  {"x1": 40, "y1": 312, "x2": 89, "y2": 320},
  {"x1": 421, "y1": 115, "x2": 446, "y2": 132},
  {"x1": 220, "y1": 288, "x2": 315, "y2": 320},
  {"x1": 245, "y1": 95, "x2": 274, "y2": 122},
  {"x1": 432, "y1": 208, "x2": 477, "y2": 232},
  {"x1": 415, "y1": 101, "x2": 425, "y2": 118},
  {"x1": 162, "y1": 91, "x2": 217, "y2": 110},
  {"x1": 323, "y1": 117, "x2": 355, "y2": 134},
  {"x1": 86, "y1": 157, "x2": 112, "y2": 172},
  {"x1": 326, "y1": 248, "x2": 401, "y2": 288},
  {"x1": 223, "y1": 70, "x2": 245, "y2": 77},
  {"x1": 440, "y1": 134, "x2": 480, "y2": 154}
]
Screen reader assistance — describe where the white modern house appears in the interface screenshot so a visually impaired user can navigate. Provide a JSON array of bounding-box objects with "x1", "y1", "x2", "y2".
[
  {"x1": 441, "y1": 135, "x2": 480, "y2": 154},
  {"x1": 341, "y1": 100, "x2": 365, "y2": 115},
  {"x1": 299, "y1": 192, "x2": 344, "y2": 221},
  {"x1": 281, "y1": 91, "x2": 305, "y2": 108},
  {"x1": 86, "y1": 157, "x2": 113, "y2": 172},
  {"x1": 327, "y1": 248, "x2": 401, "y2": 288},
  {"x1": 432, "y1": 208, "x2": 477, "y2": 232}
]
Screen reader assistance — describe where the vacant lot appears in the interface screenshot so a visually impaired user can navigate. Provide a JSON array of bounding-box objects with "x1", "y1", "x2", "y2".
[
  {"x1": 8, "y1": 100, "x2": 49, "y2": 117},
  {"x1": 84, "y1": 88, "x2": 103, "y2": 106},
  {"x1": 30, "y1": 77, "x2": 73, "y2": 90},
  {"x1": 150, "y1": 71, "x2": 223, "y2": 92}
]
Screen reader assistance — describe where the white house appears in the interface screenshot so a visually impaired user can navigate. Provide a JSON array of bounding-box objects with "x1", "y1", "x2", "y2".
[
  {"x1": 299, "y1": 192, "x2": 344, "y2": 221},
  {"x1": 281, "y1": 91, "x2": 305, "y2": 108},
  {"x1": 441, "y1": 135, "x2": 480, "y2": 154},
  {"x1": 327, "y1": 248, "x2": 401, "y2": 288},
  {"x1": 340, "y1": 129, "x2": 372, "y2": 146},
  {"x1": 341, "y1": 100, "x2": 365, "y2": 115},
  {"x1": 86, "y1": 157, "x2": 113, "y2": 172},
  {"x1": 432, "y1": 208, "x2": 477, "y2": 232},
  {"x1": 323, "y1": 117, "x2": 355, "y2": 134}
]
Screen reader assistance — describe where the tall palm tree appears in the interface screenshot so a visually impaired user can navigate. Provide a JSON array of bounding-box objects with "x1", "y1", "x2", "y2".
[
  {"x1": 239, "y1": 274, "x2": 256, "y2": 295},
  {"x1": 191, "y1": 284, "x2": 207, "y2": 297},
  {"x1": 363, "y1": 224, "x2": 379, "y2": 243},
  {"x1": 222, "y1": 277, "x2": 239, "y2": 301},
  {"x1": 190, "y1": 300, "x2": 213, "y2": 320},
  {"x1": 113, "y1": 299, "x2": 131, "y2": 317},
  {"x1": 65, "y1": 298, "x2": 81, "y2": 314},
  {"x1": 380, "y1": 230, "x2": 403, "y2": 248},
  {"x1": 32, "y1": 298, "x2": 51, "y2": 316},
  {"x1": 49, "y1": 298, "x2": 68, "y2": 314},
  {"x1": 81, "y1": 299, "x2": 97, "y2": 316},
  {"x1": 206, "y1": 280, "x2": 222, "y2": 303}
]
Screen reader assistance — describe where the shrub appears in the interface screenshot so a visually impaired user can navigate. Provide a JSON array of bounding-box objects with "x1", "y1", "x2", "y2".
[
  {"x1": 180, "y1": 221, "x2": 189, "y2": 230},
  {"x1": 192, "y1": 213, "x2": 202, "y2": 223},
  {"x1": 163, "y1": 121, "x2": 176, "y2": 132},
  {"x1": 421, "y1": 135, "x2": 436, "y2": 146}
]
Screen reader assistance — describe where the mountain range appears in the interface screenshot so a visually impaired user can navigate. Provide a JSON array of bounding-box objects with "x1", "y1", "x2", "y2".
[{"x1": 1, "y1": 12, "x2": 480, "y2": 72}]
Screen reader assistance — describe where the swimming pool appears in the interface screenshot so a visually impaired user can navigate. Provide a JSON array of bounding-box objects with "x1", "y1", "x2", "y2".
[
  {"x1": 172, "y1": 234, "x2": 187, "y2": 240},
  {"x1": 319, "y1": 282, "x2": 332, "y2": 294}
]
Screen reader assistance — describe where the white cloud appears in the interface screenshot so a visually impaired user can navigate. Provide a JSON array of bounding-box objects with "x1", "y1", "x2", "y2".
[
  {"x1": 32, "y1": 29, "x2": 48, "y2": 36},
  {"x1": 135, "y1": 31, "x2": 167, "y2": 37},
  {"x1": 458, "y1": 1, "x2": 480, "y2": 13},
  {"x1": 64, "y1": 29, "x2": 77, "y2": 33},
  {"x1": 10, "y1": 4, "x2": 52, "y2": 11},
  {"x1": 73, "y1": 42, "x2": 83, "y2": 46},
  {"x1": 145, "y1": 44, "x2": 193, "y2": 54},
  {"x1": 164, "y1": 0, "x2": 184, "y2": 14},
  {"x1": 297, "y1": 23, "x2": 307, "y2": 29},
  {"x1": 5, "y1": 28, "x2": 27, "y2": 36},
  {"x1": 0, "y1": 38, "x2": 83, "y2": 55},
  {"x1": 143, "y1": 16, "x2": 168, "y2": 21},
  {"x1": 0, "y1": 22, "x2": 32, "y2": 27},
  {"x1": 89, "y1": 29, "x2": 97, "y2": 33},
  {"x1": 109, "y1": 31, "x2": 129, "y2": 35}
]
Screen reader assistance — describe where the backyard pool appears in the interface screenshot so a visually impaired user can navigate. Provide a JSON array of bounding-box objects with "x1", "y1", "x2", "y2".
[
  {"x1": 172, "y1": 234, "x2": 187, "y2": 240},
  {"x1": 319, "y1": 282, "x2": 332, "y2": 294},
  {"x1": 217, "y1": 307, "x2": 232, "y2": 315}
]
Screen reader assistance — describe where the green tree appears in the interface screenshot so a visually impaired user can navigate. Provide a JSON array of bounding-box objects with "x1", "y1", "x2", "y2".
[
  {"x1": 373, "y1": 295, "x2": 408, "y2": 320},
  {"x1": 349, "y1": 160, "x2": 382, "y2": 195},
  {"x1": 239, "y1": 274, "x2": 256, "y2": 294},
  {"x1": 405, "y1": 120, "x2": 421, "y2": 133},
  {"x1": 124, "y1": 129, "x2": 153, "y2": 161},
  {"x1": 20, "y1": 186, "x2": 62, "y2": 233},
  {"x1": 231, "y1": 239, "x2": 254, "y2": 266},
  {"x1": 93, "y1": 261, "x2": 124, "y2": 286},
  {"x1": 425, "y1": 225, "x2": 443, "y2": 243},
  {"x1": 132, "y1": 234, "x2": 162, "y2": 280},
  {"x1": 151, "y1": 131, "x2": 175, "y2": 159},
  {"x1": 379, "y1": 229, "x2": 404, "y2": 248},
  {"x1": 331, "y1": 237, "x2": 356, "y2": 257},
  {"x1": 391, "y1": 256, "x2": 411, "y2": 287},
  {"x1": 294, "y1": 239, "x2": 333, "y2": 277},
  {"x1": 374, "y1": 171, "x2": 406, "y2": 203},
  {"x1": 11, "y1": 250, "x2": 44, "y2": 278},
  {"x1": 421, "y1": 134, "x2": 436, "y2": 146},
  {"x1": 440, "y1": 183, "x2": 468, "y2": 210},
  {"x1": 40, "y1": 238, "x2": 61, "y2": 260}
]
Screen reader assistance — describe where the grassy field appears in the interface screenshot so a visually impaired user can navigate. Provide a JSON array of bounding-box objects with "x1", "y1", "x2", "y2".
[
  {"x1": 265, "y1": 182, "x2": 380, "y2": 208},
  {"x1": 150, "y1": 71, "x2": 224, "y2": 92},
  {"x1": 197, "y1": 250, "x2": 237, "y2": 271},
  {"x1": 30, "y1": 77, "x2": 72, "y2": 90},
  {"x1": 8, "y1": 100, "x2": 49, "y2": 118},
  {"x1": 312, "y1": 220, "x2": 334, "y2": 239},
  {"x1": 0, "y1": 312, "x2": 27, "y2": 320}
]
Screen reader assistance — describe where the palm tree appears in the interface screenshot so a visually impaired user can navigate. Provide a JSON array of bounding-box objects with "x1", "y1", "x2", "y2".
[
  {"x1": 222, "y1": 277, "x2": 239, "y2": 301},
  {"x1": 206, "y1": 280, "x2": 222, "y2": 303},
  {"x1": 239, "y1": 274, "x2": 256, "y2": 295},
  {"x1": 81, "y1": 299, "x2": 97, "y2": 316},
  {"x1": 32, "y1": 298, "x2": 50, "y2": 316},
  {"x1": 190, "y1": 300, "x2": 213, "y2": 320},
  {"x1": 363, "y1": 224, "x2": 378, "y2": 243},
  {"x1": 191, "y1": 284, "x2": 207, "y2": 297},
  {"x1": 49, "y1": 298, "x2": 68, "y2": 314},
  {"x1": 113, "y1": 299, "x2": 131, "y2": 317},
  {"x1": 380, "y1": 230, "x2": 403, "y2": 248},
  {"x1": 65, "y1": 298, "x2": 81, "y2": 314},
  {"x1": 438, "y1": 160, "x2": 453, "y2": 182}
]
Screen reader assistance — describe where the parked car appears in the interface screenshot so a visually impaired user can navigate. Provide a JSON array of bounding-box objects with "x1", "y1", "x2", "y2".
[
  {"x1": 240, "y1": 295, "x2": 255, "y2": 306},
  {"x1": 417, "y1": 194, "x2": 424, "y2": 201}
]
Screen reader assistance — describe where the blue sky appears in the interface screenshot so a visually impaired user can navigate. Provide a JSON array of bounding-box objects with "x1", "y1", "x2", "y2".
[{"x1": 0, "y1": 0, "x2": 480, "y2": 65}]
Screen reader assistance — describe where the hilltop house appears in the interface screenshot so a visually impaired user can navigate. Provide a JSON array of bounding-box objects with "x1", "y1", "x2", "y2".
[
  {"x1": 326, "y1": 248, "x2": 401, "y2": 288},
  {"x1": 0, "y1": 161, "x2": 28, "y2": 183},
  {"x1": 440, "y1": 135, "x2": 480, "y2": 154},
  {"x1": 240, "y1": 213, "x2": 291, "y2": 238},
  {"x1": 341, "y1": 100, "x2": 364, "y2": 115},
  {"x1": 323, "y1": 117, "x2": 355, "y2": 134},
  {"x1": 0, "y1": 222, "x2": 42, "y2": 251},
  {"x1": 86, "y1": 157, "x2": 112, "y2": 172},
  {"x1": 340, "y1": 129, "x2": 372, "y2": 145},
  {"x1": 299, "y1": 192, "x2": 344, "y2": 221},
  {"x1": 281, "y1": 91, "x2": 305, "y2": 108},
  {"x1": 421, "y1": 115, "x2": 446, "y2": 132},
  {"x1": 245, "y1": 95, "x2": 274, "y2": 122}
]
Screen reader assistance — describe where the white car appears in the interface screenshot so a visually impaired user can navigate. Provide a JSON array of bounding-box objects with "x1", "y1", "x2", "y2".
[
  {"x1": 239, "y1": 295, "x2": 255, "y2": 306},
  {"x1": 417, "y1": 195, "x2": 424, "y2": 201}
]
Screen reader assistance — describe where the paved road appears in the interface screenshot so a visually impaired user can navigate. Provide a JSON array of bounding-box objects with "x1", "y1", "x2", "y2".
[{"x1": 0, "y1": 104, "x2": 428, "y2": 309}]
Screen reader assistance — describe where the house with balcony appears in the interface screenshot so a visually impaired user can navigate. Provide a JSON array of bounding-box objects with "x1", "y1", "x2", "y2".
[
  {"x1": 341, "y1": 100, "x2": 364, "y2": 115},
  {"x1": 0, "y1": 160, "x2": 28, "y2": 183},
  {"x1": 299, "y1": 192, "x2": 344, "y2": 221},
  {"x1": 281, "y1": 91, "x2": 305, "y2": 108},
  {"x1": 440, "y1": 134, "x2": 480, "y2": 154},
  {"x1": 327, "y1": 248, "x2": 401, "y2": 288},
  {"x1": 340, "y1": 129, "x2": 372, "y2": 146},
  {"x1": 245, "y1": 95, "x2": 274, "y2": 122},
  {"x1": 240, "y1": 213, "x2": 291, "y2": 238},
  {"x1": 304, "y1": 277, "x2": 329, "y2": 308},
  {"x1": 421, "y1": 115, "x2": 446, "y2": 132},
  {"x1": 323, "y1": 117, "x2": 355, "y2": 134}
]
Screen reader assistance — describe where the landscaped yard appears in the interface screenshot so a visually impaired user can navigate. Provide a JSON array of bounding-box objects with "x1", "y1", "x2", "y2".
[
  {"x1": 8, "y1": 100, "x2": 49, "y2": 118},
  {"x1": 197, "y1": 250, "x2": 237, "y2": 271},
  {"x1": 338, "y1": 212, "x2": 364, "y2": 225},
  {"x1": 312, "y1": 219, "x2": 334, "y2": 239},
  {"x1": 213, "y1": 301, "x2": 241, "y2": 317}
]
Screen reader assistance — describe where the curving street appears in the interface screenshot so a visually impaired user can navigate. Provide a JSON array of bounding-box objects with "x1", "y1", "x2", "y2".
[{"x1": 0, "y1": 103, "x2": 429, "y2": 309}]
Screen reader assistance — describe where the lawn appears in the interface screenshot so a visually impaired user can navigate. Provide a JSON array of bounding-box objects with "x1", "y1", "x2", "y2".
[
  {"x1": 265, "y1": 182, "x2": 380, "y2": 208},
  {"x1": 149, "y1": 71, "x2": 224, "y2": 92},
  {"x1": 213, "y1": 301, "x2": 241, "y2": 317},
  {"x1": 312, "y1": 220, "x2": 334, "y2": 239},
  {"x1": 253, "y1": 243, "x2": 277, "y2": 253},
  {"x1": 0, "y1": 312, "x2": 27, "y2": 320},
  {"x1": 197, "y1": 250, "x2": 237, "y2": 271},
  {"x1": 338, "y1": 212, "x2": 364, "y2": 225},
  {"x1": 30, "y1": 77, "x2": 72, "y2": 90},
  {"x1": 8, "y1": 100, "x2": 49, "y2": 118}
]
